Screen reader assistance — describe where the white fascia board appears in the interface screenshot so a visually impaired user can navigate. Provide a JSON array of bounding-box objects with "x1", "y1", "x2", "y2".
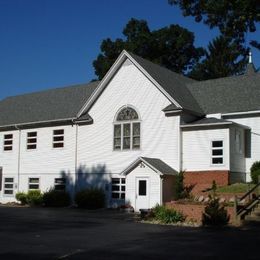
[
  {"x1": 77, "y1": 50, "x2": 182, "y2": 118},
  {"x1": 180, "y1": 122, "x2": 233, "y2": 128},
  {"x1": 0, "y1": 117, "x2": 76, "y2": 129},
  {"x1": 222, "y1": 110, "x2": 260, "y2": 117}
]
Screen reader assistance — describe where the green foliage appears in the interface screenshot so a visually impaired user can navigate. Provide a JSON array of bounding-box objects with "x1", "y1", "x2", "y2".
[
  {"x1": 168, "y1": 0, "x2": 259, "y2": 50},
  {"x1": 26, "y1": 190, "x2": 43, "y2": 206},
  {"x1": 250, "y1": 161, "x2": 260, "y2": 184},
  {"x1": 43, "y1": 189, "x2": 71, "y2": 207},
  {"x1": 75, "y1": 188, "x2": 105, "y2": 209},
  {"x1": 202, "y1": 197, "x2": 230, "y2": 226},
  {"x1": 175, "y1": 171, "x2": 193, "y2": 200},
  {"x1": 216, "y1": 183, "x2": 253, "y2": 193},
  {"x1": 151, "y1": 205, "x2": 185, "y2": 224},
  {"x1": 93, "y1": 18, "x2": 204, "y2": 79},
  {"x1": 15, "y1": 192, "x2": 27, "y2": 205},
  {"x1": 190, "y1": 36, "x2": 247, "y2": 80}
]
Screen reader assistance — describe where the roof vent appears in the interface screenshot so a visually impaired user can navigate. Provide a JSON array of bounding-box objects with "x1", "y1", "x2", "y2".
[{"x1": 245, "y1": 50, "x2": 256, "y2": 75}]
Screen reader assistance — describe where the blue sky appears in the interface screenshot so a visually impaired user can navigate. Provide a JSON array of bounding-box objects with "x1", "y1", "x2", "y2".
[{"x1": 0, "y1": 0, "x2": 259, "y2": 100}]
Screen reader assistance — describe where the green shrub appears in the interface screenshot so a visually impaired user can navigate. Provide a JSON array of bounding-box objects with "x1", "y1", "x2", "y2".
[
  {"x1": 43, "y1": 189, "x2": 71, "y2": 207},
  {"x1": 250, "y1": 161, "x2": 260, "y2": 184},
  {"x1": 202, "y1": 197, "x2": 230, "y2": 226},
  {"x1": 151, "y1": 205, "x2": 185, "y2": 224},
  {"x1": 75, "y1": 188, "x2": 105, "y2": 209},
  {"x1": 15, "y1": 192, "x2": 27, "y2": 205},
  {"x1": 26, "y1": 190, "x2": 43, "y2": 206}
]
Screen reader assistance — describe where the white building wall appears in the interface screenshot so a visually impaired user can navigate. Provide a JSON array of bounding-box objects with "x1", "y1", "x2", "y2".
[
  {"x1": 77, "y1": 59, "x2": 180, "y2": 175},
  {"x1": 182, "y1": 128, "x2": 230, "y2": 171},
  {"x1": 225, "y1": 116, "x2": 260, "y2": 182},
  {"x1": 126, "y1": 164, "x2": 161, "y2": 210}
]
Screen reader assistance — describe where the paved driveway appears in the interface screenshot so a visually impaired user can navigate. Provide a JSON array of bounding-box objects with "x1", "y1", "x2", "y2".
[{"x1": 0, "y1": 206, "x2": 259, "y2": 259}]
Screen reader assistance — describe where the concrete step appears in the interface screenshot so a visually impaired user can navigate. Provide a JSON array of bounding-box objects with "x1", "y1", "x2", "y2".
[{"x1": 244, "y1": 215, "x2": 260, "y2": 221}]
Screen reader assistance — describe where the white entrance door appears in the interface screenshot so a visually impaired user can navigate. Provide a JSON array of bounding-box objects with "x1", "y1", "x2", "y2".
[{"x1": 135, "y1": 177, "x2": 149, "y2": 211}]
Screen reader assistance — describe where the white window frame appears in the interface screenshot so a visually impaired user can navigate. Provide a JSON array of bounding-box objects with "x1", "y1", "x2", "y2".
[
  {"x1": 27, "y1": 132, "x2": 37, "y2": 150},
  {"x1": 53, "y1": 129, "x2": 64, "y2": 148},
  {"x1": 28, "y1": 177, "x2": 40, "y2": 190},
  {"x1": 3, "y1": 134, "x2": 13, "y2": 152},
  {"x1": 111, "y1": 178, "x2": 125, "y2": 199},
  {"x1": 3, "y1": 177, "x2": 14, "y2": 196},
  {"x1": 211, "y1": 140, "x2": 224, "y2": 165}
]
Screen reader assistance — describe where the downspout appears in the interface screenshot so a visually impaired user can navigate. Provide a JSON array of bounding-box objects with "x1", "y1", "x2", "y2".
[
  {"x1": 15, "y1": 125, "x2": 21, "y2": 193},
  {"x1": 72, "y1": 119, "x2": 78, "y2": 200}
]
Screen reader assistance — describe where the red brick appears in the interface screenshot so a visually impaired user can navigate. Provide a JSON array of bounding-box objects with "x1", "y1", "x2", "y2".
[{"x1": 184, "y1": 171, "x2": 229, "y2": 194}]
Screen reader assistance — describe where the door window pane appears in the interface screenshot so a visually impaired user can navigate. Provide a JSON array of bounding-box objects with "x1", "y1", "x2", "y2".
[{"x1": 139, "y1": 180, "x2": 147, "y2": 196}]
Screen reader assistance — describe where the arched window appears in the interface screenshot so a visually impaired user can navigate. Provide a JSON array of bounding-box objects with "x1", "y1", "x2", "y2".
[{"x1": 114, "y1": 107, "x2": 140, "y2": 150}]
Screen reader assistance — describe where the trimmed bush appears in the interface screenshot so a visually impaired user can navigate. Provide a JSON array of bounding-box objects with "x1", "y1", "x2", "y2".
[
  {"x1": 43, "y1": 189, "x2": 71, "y2": 207},
  {"x1": 26, "y1": 190, "x2": 43, "y2": 206},
  {"x1": 151, "y1": 205, "x2": 185, "y2": 224},
  {"x1": 15, "y1": 192, "x2": 27, "y2": 205},
  {"x1": 202, "y1": 197, "x2": 230, "y2": 226},
  {"x1": 75, "y1": 188, "x2": 105, "y2": 209},
  {"x1": 250, "y1": 161, "x2": 260, "y2": 184}
]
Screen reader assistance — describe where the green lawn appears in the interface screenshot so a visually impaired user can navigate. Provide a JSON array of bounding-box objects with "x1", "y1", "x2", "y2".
[{"x1": 216, "y1": 183, "x2": 254, "y2": 193}]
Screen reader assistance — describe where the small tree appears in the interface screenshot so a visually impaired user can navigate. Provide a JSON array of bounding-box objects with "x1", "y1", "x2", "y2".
[
  {"x1": 175, "y1": 171, "x2": 185, "y2": 200},
  {"x1": 250, "y1": 161, "x2": 260, "y2": 184},
  {"x1": 202, "y1": 181, "x2": 229, "y2": 226}
]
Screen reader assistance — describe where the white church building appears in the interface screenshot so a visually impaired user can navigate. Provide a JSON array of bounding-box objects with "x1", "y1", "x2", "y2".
[{"x1": 0, "y1": 50, "x2": 259, "y2": 210}]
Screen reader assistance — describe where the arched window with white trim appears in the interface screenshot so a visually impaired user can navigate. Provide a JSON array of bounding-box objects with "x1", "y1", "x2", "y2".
[{"x1": 113, "y1": 106, "x2": 140, "y2": 150}]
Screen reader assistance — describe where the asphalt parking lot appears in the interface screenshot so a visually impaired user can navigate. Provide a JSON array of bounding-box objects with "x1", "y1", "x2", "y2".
[{"x1": 0, "y1": 206, "x2": 259, "y2": 259}]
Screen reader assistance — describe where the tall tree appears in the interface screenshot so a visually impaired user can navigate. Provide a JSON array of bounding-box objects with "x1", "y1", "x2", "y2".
[
  {"x1": 93, "y1": 18, "x2": 204, "y2": 79},
  {"x1": 189, "y1": 36, "x2": 247, "y2": 80},
  {"x1": 168, "y1": 0, "x2": 260, "y2": 49}
]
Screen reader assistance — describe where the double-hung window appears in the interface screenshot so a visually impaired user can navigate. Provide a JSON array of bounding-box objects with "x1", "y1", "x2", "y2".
[
  {"x1": 54, "y1": 178, "x2": 66, "y2": 191},
  {"x1": 113, "y1": 107, "x2": 140, "y2": 150},
  {"x1": 3, "y1": 134, "x2": 13, "y2": 151},
  {"x1": 211, "y1": 140, "x2": 224, "y2": 165},
  {"x1": 235, "y1": 129, "x2": 242, "y2": 154}
]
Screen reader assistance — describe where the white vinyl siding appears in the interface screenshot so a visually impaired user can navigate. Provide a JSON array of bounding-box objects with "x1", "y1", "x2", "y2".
[
  {"x1": 182, "y1": 128, "x2": 230, "y2": 171},
  {"x1": 77, "y1": 58, "x2": 180, "y2": 174}
]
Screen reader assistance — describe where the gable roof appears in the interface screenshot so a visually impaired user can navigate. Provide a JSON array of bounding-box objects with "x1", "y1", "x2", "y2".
[
  {"x1": 77, "y1": 50, "x2": 204, "y2": 117},
  {"x1": 0, "y1": 81, "x2": 99, "y2": 128},
  {"x1": 128, "y1": 53, "x2": 204, "y2": 115},
  {"x1": 187, "y1": 71, "x2": 260, "y2": 114},
  {"x1": 121, "y1": 157, "x2": 178, "y2": 176}
]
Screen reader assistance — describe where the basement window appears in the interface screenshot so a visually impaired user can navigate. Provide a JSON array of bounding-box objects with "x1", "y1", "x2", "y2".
[
  {"x1": 27, "y1": 132, "x2": 37, "y2": 150},
  {"x1": 3, "y1": 134, "x2": 13, "y2": 151},
  {"x1": 53, "y1": 129, "x2": 64, "y2": 148},
  {"x1": 4, "y1": 177, "x2": 14, "y2": 195},
  {"x1": 111, "y1": 178, "x2": 125, "y2": 199},
  {"x1": 211, "y1": 140, "x2": 224, "y2": 165}
]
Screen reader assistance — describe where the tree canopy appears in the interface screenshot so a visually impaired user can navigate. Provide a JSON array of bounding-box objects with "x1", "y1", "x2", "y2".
[
  {"x1": 189, "y1": 36, "x2": 247, "y2": 80},
  {"x1": 168, "y1": 0, "x2": 260, "y2": 49},
  {"x1": 93, "y1": 18, "x2": 204, "y2": 79}
]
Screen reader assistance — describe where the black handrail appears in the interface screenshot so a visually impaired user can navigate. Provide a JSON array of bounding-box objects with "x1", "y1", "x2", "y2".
[{"x1": 238, "y1": 182, "x2": 260, "y2": 202}]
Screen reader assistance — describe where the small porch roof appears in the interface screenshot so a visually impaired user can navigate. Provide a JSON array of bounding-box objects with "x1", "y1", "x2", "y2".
[{"x1": 121, "y1": 157, "x2": 178, "y2": 176}]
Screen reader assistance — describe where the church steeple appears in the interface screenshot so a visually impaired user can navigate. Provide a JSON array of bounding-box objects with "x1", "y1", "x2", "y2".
[{"x1": 245, "y1": 50, "x2": 256, "y2": 75}]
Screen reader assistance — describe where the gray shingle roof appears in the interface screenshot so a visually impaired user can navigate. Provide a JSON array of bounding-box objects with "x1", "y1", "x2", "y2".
[
  {"x1": 121, "y1": 157, "x2": 178, "y2": 175},
  {"x1": 187, "y1": 72, "x2": 260, "y2": 114},
  {"x1": 128, "y1": 52, "x2": 204, "y2": 116},
  {"x1": 0, "y1": 81, "x2": 99, "y2": 127},
  {"x1": 141, "y1": 157, "x2": 178, "y2": 175}
]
